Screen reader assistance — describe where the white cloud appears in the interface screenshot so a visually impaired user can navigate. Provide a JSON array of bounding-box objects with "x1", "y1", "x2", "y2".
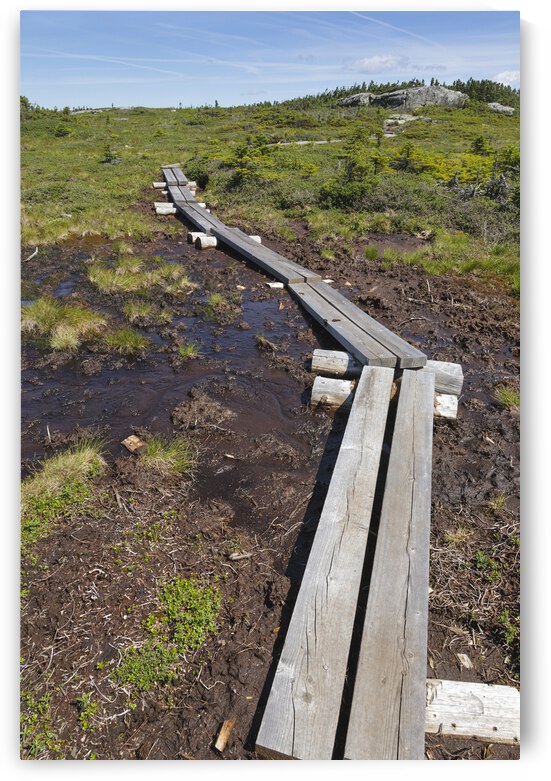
[
  {"x1": 349, "y1": 54, "x2": 408, "y2": 73},
  {"x1": 493, "y1": 70, "x2": 520, "y2": 87}
]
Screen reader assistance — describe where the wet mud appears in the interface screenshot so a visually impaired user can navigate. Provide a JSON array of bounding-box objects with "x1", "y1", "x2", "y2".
[{"x1": 20, "y1": 217, "x2": 519, "y2": 760}]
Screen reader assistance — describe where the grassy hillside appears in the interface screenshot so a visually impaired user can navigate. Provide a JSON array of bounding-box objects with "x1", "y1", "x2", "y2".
[{"x1": 20, "y1": 91, "x2": 520, "y2": 292}]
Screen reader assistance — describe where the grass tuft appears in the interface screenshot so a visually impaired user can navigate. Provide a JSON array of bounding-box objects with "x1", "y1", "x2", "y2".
[
  {"x1": 492, "y1": 384, "x2": 520, "y2": 411},
  {"x1": 21, "y1": 297, "x2": 107, "y2": 351},
  {"x1": 139, "y1": 434, "x2": 196, "y2": 477},
  {"x1": 104, "y1": 327, "x2": 150, "y2": 356},
  {"x1": 21, "y1": 440, "x2": 106, "y2": 553}
]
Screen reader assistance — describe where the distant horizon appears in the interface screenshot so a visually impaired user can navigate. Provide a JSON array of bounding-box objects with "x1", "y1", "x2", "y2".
[
  {"x1": 20, "y1": 10, "x2": 520, "y2": 110},
  {"x1": 24, "y1": 74, "x2": 521, "y2": 113}
]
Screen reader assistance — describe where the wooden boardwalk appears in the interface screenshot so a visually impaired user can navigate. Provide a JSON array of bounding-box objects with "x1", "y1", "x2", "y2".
[
  {"x1": 157, "y1": 165, "x2": 516, "y2": 758},
  {"x1": 161, "y1": 165, "x2": 425, "y2": 364}
]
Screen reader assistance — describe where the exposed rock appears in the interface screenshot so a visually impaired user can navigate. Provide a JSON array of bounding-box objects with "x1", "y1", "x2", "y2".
[
  {"x1": 339, "y1": 92, "x2": 375, "y2": 106},
  {"x1": 487, "y1": 102, "x2": 515, "y2": 115},
  {"x1": 339, "y1": 85, "x2": 468, "y2": 110}
]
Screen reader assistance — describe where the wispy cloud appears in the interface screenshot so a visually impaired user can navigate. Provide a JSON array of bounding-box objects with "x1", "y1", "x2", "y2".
[
  {"x1": 348, "y1": 54, "x2": 409, "y2": 73},
  {"x1": 493, "y1": 70, "x2": 520, "y2": 87},
  {"x1": 349, "y1": 12, "x2": 443, "y2": 48}
]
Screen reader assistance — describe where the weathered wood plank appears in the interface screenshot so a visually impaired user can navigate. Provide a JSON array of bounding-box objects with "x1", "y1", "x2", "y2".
[
  {"x1": 310, "y1": 282, "x2": 426, "y2": 369},
  {"x1": 425, "y1": 680, "x2": 520, "y2": 745},
  {"x1": 344, "y1": 368, "x2": 434, "y2": 760},
  {"x1": 171, "y1": 168, "x2": 188, "y2": 186},
  {"x1": 289, "y1": 283, "x2": 397, "y2": 367},
  {"x1": 255, "y1": 366, "x2": 395, "y2": 760},
  {"x1": 162, "y1": 168, "x2": 178, "y2": 187},
  {"x1": 210, "y1": 227, "x2": 315, "y2": 284},
  {"x1": 231, "y1": 229, "x2": 322, "y2": 283}
]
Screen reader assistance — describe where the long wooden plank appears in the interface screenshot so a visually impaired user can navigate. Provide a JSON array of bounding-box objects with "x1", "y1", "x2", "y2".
[
  {"x1": 310, "y1": 282, "x2": 426, "y2": 369},
  {"x1": 256, "y1": 366, "x2": 395, "y2": 760},
  {"x1": 171, "y1": 200, "x2": 213, "y2": 232},
  {"x1": 210, "y1": 226, "x2": 318, "y2": 285},
  {"x1": 231, "y1": 229, "x2": 322, "y2": 283},
  {"x1": 289, "y1": 283, "x2": 397, "y2": 367},
  {"x1": 425, "y1": 680, "x2": 520, "y2": 745},
  {"x1": 344, "y1": 368, "x2": 434, "y2": 760}
]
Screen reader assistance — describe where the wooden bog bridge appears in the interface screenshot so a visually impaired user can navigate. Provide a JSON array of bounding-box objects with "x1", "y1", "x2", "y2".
[{"x1": 154, "y1": 165, "x2": 520, "y2": 759}]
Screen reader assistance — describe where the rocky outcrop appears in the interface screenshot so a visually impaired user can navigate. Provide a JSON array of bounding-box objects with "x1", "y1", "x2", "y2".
[
  {"x1": 339, "y1": 92, "x2": 375, "y2": 106},
  {"x1": 487, "y1": 102, "x2": 515, "y2": 115},
  {"x1": 339, "y1": 85, "x2": 469, "y2": 110}
]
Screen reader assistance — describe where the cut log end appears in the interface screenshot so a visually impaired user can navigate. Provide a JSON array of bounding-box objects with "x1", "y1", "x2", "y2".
[
  {"x1": 311, "y1": 376, "x2": 354, "y2": 411},
  {"x1": 195, "y1": 235, "x2": 217, "y2": 250}
]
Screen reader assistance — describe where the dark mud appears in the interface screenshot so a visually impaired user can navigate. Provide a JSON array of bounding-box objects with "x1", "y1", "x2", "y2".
[{"x1": 20, "y1": 215, "x2": 519, "y2": 760}]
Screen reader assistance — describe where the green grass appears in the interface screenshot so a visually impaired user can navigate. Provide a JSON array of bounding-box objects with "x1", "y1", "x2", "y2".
[
  {"x1": 20, "y1": 97, "x2": 519, "y2": 292},
  {"x1": 21, "y1": 440, "x2": 106, "y2": 555},
  {"x1": 380, "y1": 229, "x2": 520, "y2": 294},
  {"x1": 21, "y1": 297, "x2": 108, "y2": 351},
  {"x1": 178, "y1": 339, "x2": 201, "y2": 360},
  {"x1": 88, "y1": 256, "x2": 196, "y2": 298},
  {"x1": 103, "y1": 327, "x2": 151, "y2": 356},
  {"x1": 139, "y1": 434, "x2": 196, "y2": 477}
]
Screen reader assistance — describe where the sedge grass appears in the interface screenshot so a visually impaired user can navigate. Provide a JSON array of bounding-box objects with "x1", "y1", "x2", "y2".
[
  {"x1": 104, "y1": 327, "x2": 151, "y2": 356},
  {"x1": 139, "y1": 435, "x2": 196, "y2": 477},
  {"x1": 21, "y1": 297, "x2": 107, "y2": 351}
]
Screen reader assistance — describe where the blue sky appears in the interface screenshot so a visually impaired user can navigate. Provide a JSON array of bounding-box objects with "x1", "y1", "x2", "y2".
[{"x1": 20, "y1": 9, "x2": 520, "y2": 109}]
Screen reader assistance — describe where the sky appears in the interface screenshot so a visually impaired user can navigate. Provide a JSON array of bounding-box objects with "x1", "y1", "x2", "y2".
[{"x1": 19, "y1": 9, "x2": 520, "y2": 109}]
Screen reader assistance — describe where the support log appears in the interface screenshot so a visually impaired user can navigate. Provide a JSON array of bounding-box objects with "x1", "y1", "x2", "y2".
[
  {"x1": 195, "y1": 235, "x2": 217, "y2": 250},
  {"x1": 311, "y1": 376, "x2": 354, "y2": 410},
  {"x1": 187, "y1": 231, "x2": 208, "y2": 244},
  {"x1": 155, "y1": 206, "x2": 176, "y2": 215},
  {"x1": 311, "y1": 348, "x2": 363, "y2": 378},
  {"x1": 422, "y1": 360, "x2": 464, "y2": 396},
  {"x1": 311, "y1": 349, "x2": 463, "y2": 396}
]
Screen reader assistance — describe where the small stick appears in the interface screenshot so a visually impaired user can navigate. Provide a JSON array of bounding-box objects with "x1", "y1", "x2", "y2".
[
  {"x1": 23, "y1": 247, "x2": 38, "y2": 262},
  {"x1": 214, "y1": 718, "x2": 235, "y2": 753}
]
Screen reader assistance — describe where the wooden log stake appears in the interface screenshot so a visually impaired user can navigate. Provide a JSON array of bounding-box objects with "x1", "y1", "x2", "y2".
[
  {"x1": 195, "y1": 235, "x2": 217, "y2": 250},
  {"x1": 311, "y1": 376, "x2": 354, "y2": 410},
  {"x1": 214, "y1": 718, "x2": 235, "y2": 753}
]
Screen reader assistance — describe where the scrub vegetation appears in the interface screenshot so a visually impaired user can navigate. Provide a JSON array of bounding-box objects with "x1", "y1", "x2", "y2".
[{"x1": 21, "y1": 79, "x2": 519, "y2": 293}]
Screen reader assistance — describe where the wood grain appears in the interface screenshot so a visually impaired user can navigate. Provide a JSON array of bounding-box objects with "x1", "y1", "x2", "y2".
[{"x1": 255, "y1": 366, "x2": 394, "y2": 760}]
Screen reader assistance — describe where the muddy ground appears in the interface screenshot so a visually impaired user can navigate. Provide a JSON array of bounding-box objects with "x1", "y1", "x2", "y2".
[{"x1": 20, "y1": 211, "x2": 520, "y2": 760}]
